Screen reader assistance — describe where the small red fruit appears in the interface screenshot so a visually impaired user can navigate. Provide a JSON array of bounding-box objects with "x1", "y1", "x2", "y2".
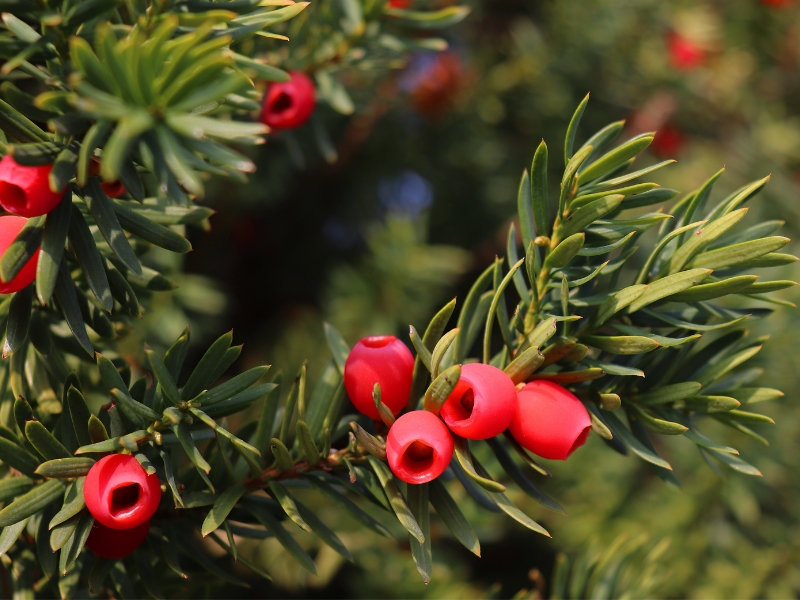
[
  {"x1": 439, "y1": 363, "x2": 517, "y2": 440},
  {"x1": 509, "y1": 380, "x2": 591, "y2": 460},
  {"x1": 260, "y1": 71, "x2": 316, "y2": 130},
  {"x1": 650, "y1": 124, "x2": 685, "y2": 158},
  {"x1": 667, "y1": 33, "x2": 706, "y2": 70},
  {"x1": 84, "y1": 454, "x2": 161, "y2": 530},
  {"x1": 0, "y1": 216, "x2": 39, "y2": 294},
  {"x1": 85, "y1": 519, "x2": 150, "y2": 559},
  {"x1": 0, "y1": 154, "x2": 64, "y2": 217},
  {"x1": 344, "y1": 335, "x2": 414, "y2": 419},
  {"x1": 761, "y1": 0, "x2": 792, "y2": 6},
  {"x1": 100, "y1": 180, "x2": 126, "y2": 198},
  {"x1": 386, "y1": 410, "x2": 453, "y2": 484}
]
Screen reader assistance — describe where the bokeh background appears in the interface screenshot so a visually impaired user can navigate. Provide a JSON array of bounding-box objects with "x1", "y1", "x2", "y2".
[{"x1": 142, "y1": 0, "x2": 800, "y2": 597}]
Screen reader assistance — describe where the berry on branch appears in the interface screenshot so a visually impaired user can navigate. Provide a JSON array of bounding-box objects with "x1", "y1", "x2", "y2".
[
  {"x1": 84, "y1": 454, "x2": 162, "y2": 530},
  {"x1": 0, "y1": 215, "x2": 39, "y2": 294},
  {"x1": 667, "y1": 32, "x2": 706, "y2": 70},
  {"x1": 85, "y1": 519, "x2": 151, "y2": 559},
  {"x1": 260, "y1": 71, "x2": 316, "y2": 130},
  {"x1": 0, "y1": 154, "x2": 64, "y2": 217},
  {"x1": 344, "y1": 335, "x2": 414, "y2": 419},
  {"x1": 509, "y1": 381, "x2": 592, "y2": 461},
  {"x1": 100, "y1": 180, "x2": 127, "y2": 198},
  {"x1": 439, "y1": 363, "x2": 517, "y2": 440},
  {"x1": 386, "y1": 410, "x2": 453, "y2": 483}
]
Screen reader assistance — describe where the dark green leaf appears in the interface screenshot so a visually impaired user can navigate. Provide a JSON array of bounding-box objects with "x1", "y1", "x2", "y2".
[
  {"x1": 0, "y1": 479, "x2": 63, "y2": 527},
  {"x1": 35, "y1": 192, "x2": 71, "y2": 304},
  {"x1": 245, "y1": 499, "x2": 317, "y2": 575},
  {"x1": 452, "y1": 435, "x2": 505, "y2": 493},
  {"x1": 0, "y1": 477, "x2": 34, "y2": 504},
  {"x1": 145, "y1": 348, "x2": 181, "y2": 406},
  {"x1": 305, "y1": 475, "x2": 392, "y2": 538},
  {"x1": 201, "y1": 483, "x2": 246, "y2": 537},
  {"x1": 665, "y1": 209, "x2": 748, "y2": 274},
  {"x1": 628, "y1": 269, "x2": 713, "y2": 313},
  {"x1": 564, "y1": 93, "x2": 589, "y2": 166},
  {"x1": 25, "y1": 420, "x2": 69, "y2": 460},
  {"x1": 558, "y1": 194, "x2": 624, "y2": 241},
  {"x1": 545, "y1": 233, "x2": 585, "y2": 269},
  {"x1": 295, "y1": 499, "x2": 353, "y2": 562},
  {"x1": 112, "y1": 201, "x2": 191, "y2": 253},
  {"x1": 59, "y1": 510, "x2": 93, "y2": 574},
  {"x1": 0, "y1": 517, "x2": 27, "y2": 557},
  {"x1": 35, "y1": 458, "x2": 94, "y2": 478},
  {"x1": 323, "y1": 322, "x2": 349, "y2": 375},
  {"x1": 516, "y1": 169, "x2": 534, "y2": 250},
  {"x1": 82, "y1": 179, "x2": 142, "y2": 275},
  {"x1": 407, "y1": 483, "x2": 432, "y2": 583},
  {"x1": 472, "y1": 458, "x2": 550, "y2": 536},
  {"x1": 112, "y1": 388, "x2": 159, "y2": 427},
  {"x1": 429, "y1": 478, "x2": 480, "y2": 556},
  {"x1": 578, "y1": 133, "x2": 654, "y2": 185},
  {"x1": 53, "y1": 258, "x2": 93, "y2": 356},
  {"x1": 49, "y1": 478, "x2": 86, "y2": 529},
  {"x1": 268, "y1": 480, "x2": 311, "y2": 532},
  {"x1": 581, "y1": 335, "x2": 659, "y2": 355},
  {"x1": 181, "y1": 330, "x2": 233, "y2": 399},
  {"x1": 529, "y1": 368, "x2": 604, "y2": 383},
  {"x1": 368, "y1": 456, "x2": 424, "y2": 544},
  {"x1": 423, "y1": 364, "x2": 460, "y2": 415},
  {"x1": 454, "y1": 265, "x2": 494, "y2": 363},
  {"x1": 3, "y1": 285, "x2": 32, "y2": 357},
  {"x1": 69, "y1": 205, "x2": 114, "y2": 312},
  {"x1": 591, "y1": 408, "x2": 672, "y2": 469},
  {"x1": 295, "y1": 420, "x2": 320, "y2": 465},
  {"x1": 0, "y1": 98, "x2": 49, "y2": 142},
  {"x1": 627, "y1": 404, "x2": 688, "y2": 435},
  {"x1": 486, "y1": 438, "x2": 565, "y2": 514},
  {"x1": 201, "y1": 366, "x2": 269, "y2": 405},
  {"x1": 531, "y1": 140, "x2": 549, "y2": 237},
  {"x1": 483, "y1": 258, "x2": 524, "y2": 363}
]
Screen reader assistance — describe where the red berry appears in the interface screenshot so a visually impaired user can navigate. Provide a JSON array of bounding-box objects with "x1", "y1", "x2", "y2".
[
  {"x1": 386, "y1": 410, "x2": 453, "y2": 484},
  {"x1": 100, "y1": 180, "x2": 126, "y2": 198},
  {"x1": 0, "y1": 155, "x2": 64, "y2": 217},
  {"x1": 650, "y1": 124, "x2": 685, "y2": 158},
  {"x1": 85, "y1": 519, "x2": 150, "y2": 559},
  {"x1": 388, "y1": 0, "x2": 411, "y2": 7},
  {"x1": 344, "y1": 335, "x2": 414, "y2": 419},
  {"x1": 761, "y1": 0, "x2": 793, "y2": 6},
  {"x1": 260, "y1": 71, "x2": 316, "y2": 130},
  {"x1": 667, "y1": 33, "x2": 706, "y2": 70},
  {"x1": 509, "y1": 381, "x2": 591, "y2": 460},
  {"x1": 439, "y1": 363, "x2": 517, "y2": 440},
  {"x1": 84, "y1": 454, "x2": 161, "y2": 530},
  {"x1": 0, "y1": 216, "x2": 39, "y2": 294}
]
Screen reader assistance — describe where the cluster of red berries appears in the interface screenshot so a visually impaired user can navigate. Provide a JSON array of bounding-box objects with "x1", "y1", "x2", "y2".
[
  {"x1": 0, "y1": 153, "x2": 130, "y2": 294},
  {"x1": 83, "y1": 454, "x2": 162, "y2": 558},
  {"x1": 0, "y1": 154, "x2": 63, "y2": 293},
  {"x1": 343, "y1": 335, "x2": 591, "y2": 484}
]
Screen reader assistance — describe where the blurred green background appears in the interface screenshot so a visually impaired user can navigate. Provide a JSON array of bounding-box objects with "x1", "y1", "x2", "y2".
[{"x1": 162, "y1": 0, "x2": 800, "y2": 596}]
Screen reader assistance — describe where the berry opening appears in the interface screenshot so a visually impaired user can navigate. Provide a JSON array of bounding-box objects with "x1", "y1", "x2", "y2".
[
  {"x1": 110, "y1": 483, "x2": 141, "y2": 517},
  {"x1": 361, "y1": 336, "x2": 393, "y2": 348},
  {"x1": 0, "y1": 182, "x2": 26, "y2": 213},
  {"x1": 567, "y1": 426, "x2": 591, "y2": 457},
  {"x1": 271, "y1": 91, "x2": 294, "y2": 114},
  {"x1": 447, "y1": 387, "x2": 475, "y2": 422},
  {"x1": 402, "y1": 440, "x2": 435, "y2": 474}
]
